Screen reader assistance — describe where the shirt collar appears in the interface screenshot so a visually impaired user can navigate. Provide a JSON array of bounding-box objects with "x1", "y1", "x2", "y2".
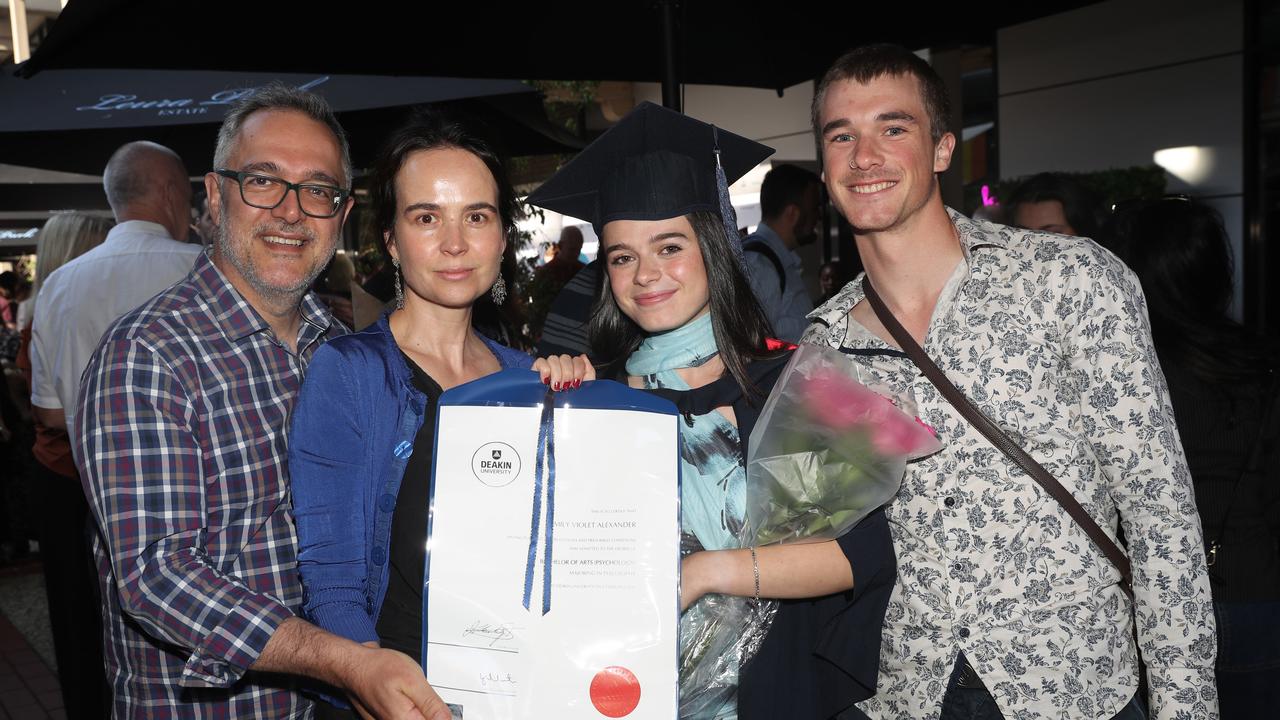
[
  {"x1": 191, "y1": 250, "x2": 335, "y2": 346},
  {"x1": 107, "y1": 219, "x2": 172, "y2": 241},
  {"x1": 296, "y1": 290, "x2": 336, "y2": 354},
  {"x1": 948, "y1": 206, "x2": 1011, "y2": 259},
  {"x1": 807, "y1": 206, "x2": 1008, "y2": 328}
]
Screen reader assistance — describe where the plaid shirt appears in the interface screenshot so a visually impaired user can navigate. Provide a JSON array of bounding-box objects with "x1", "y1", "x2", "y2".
[{"x1": 77, "y1": 250, "x2": 346, "y2": 718}]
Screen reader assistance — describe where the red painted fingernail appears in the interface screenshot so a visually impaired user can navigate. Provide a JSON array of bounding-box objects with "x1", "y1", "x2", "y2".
[
  {"x1": 574, "y1": 379, "x2": 582, "y2": 389},
  {"x1": 553, "y1": 382, "x2": 561, "y2": 391},
  {"x1": 542, "y1": 376, "x2": 550, "y2": 385}
]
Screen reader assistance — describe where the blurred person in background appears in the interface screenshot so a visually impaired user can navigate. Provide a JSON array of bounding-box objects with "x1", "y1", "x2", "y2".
[
  {"x1": 315, "y1": 251, "x2": 356, "y2": 329},
  {"x1": 30, "y1": 140, "x2": 200, "y2": 446},
  {"x1": 527, "y1": 225, "x2": 587, "y2": 342},
  {"x1": 192, "y1": 190, "x2": 218, "y2": 244},
  {"x1": 817, "y1": 260, "x2": 856, "y2": 305},
  {"x1": 0, "y1": 270, "x2": 18, "y2": 331},
  {"x1": 0, "y1": 269, "x2": 31, "y2": 566},
  {"x1": 1005, "y1": 171, "x2": 1104, "y2": 238},
  {"x1": 1109, "y1": 197, "x2": 1280, "y2": 719},
  {"x1": 18, "y1": 211, "x2": 114, "y2": 718},
  {"x1": 536, "y1": 225, "x2": 585, "y2": 285},
  {"x1": 742, "y1": 164, "x2": 822, "y2": 341}
]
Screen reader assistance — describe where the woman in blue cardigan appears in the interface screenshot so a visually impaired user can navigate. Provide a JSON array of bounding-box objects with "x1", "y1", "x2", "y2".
[{"x1": 288, "y1": 113, "x2": 589, "y2": 718}]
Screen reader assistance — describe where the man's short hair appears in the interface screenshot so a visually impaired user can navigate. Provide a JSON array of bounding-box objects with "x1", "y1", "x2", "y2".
[
  {"x1": 760, "y1": 164, "x2": 820, "y2": 220},
  {"x1": 212, "y1": 82, "x2": 352, "y2": 186},
  {"x1": 102, "y1": 141, "x2": 184, "y2": 214},
  {"x1": 812, "y1": 43, "x2": 951, "y2": 144}
]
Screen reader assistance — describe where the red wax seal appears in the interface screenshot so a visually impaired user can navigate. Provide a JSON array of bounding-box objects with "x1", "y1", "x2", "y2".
[{"x1": 589, "y1": 666, "x2": 641, "y2": 717}]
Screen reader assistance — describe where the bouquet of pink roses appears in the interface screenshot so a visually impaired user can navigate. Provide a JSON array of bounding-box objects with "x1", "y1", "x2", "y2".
[
  {"x1": 679, "y1": 343, "x2": 940, "y2": 718},
  {"x1": 744, "y1": 342, "x2": 941, "y2": 544}
]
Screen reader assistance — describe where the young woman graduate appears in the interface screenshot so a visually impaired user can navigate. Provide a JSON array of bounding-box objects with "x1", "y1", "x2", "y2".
[{"x1": 527, "y1": 102, "x2": 895, "y2": 720}]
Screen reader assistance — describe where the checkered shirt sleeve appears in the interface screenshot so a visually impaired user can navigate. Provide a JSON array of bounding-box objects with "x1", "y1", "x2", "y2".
[{"x1": 78, "y1": 331, "x2": 296, "y2": 688}]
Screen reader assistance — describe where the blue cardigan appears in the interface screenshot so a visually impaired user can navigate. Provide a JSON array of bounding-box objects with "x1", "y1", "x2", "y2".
[{"x1": 289, "y1": 314, "x2": 532, "y2": 643}]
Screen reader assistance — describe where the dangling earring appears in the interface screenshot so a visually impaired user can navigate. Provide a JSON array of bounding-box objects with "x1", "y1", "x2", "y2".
[
  {"x1": 392, "y1": 257, "x2": 404, "y2": 309},
  {"x1": 490, "y1": 274, "x2": 507, "y2": 305}
]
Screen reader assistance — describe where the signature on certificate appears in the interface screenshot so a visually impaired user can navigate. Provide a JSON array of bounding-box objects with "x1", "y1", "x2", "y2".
[{"x1": 463, "y1": 620, "x2": 519, "y2": 647}]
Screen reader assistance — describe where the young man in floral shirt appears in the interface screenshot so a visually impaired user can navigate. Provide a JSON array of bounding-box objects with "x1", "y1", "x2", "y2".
[{"x1": 803, "y1": 44, "x2": 1217, "y2": 720}]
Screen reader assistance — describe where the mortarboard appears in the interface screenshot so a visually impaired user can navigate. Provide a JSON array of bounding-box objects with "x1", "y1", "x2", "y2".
[{"x1": 526, "y1": 102, "x2": 774, "y2": 247}]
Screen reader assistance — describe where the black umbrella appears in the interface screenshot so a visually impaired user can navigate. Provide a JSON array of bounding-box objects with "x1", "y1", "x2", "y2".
[
  {"x1": 17, "y1": 1, "x2": 1102, "y2": 109},
  {"x1": 0, "y1": 68, "x2": 581, "y2": 176}
]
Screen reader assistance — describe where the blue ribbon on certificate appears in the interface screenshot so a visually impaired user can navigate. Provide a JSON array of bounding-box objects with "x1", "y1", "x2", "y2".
[{"x1": 523, "y1": 390, "x2": 557, "y2": 615}]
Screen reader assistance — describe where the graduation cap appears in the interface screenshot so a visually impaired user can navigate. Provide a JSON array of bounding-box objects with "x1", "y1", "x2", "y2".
[{"x1": 526, "y1": 101, "x2": 774, "y2": 260}]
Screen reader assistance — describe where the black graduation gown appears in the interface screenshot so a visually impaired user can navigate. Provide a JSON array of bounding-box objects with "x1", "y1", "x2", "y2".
[{"x1": 645, "y1": 352, "x2": 895, "y2": 720}]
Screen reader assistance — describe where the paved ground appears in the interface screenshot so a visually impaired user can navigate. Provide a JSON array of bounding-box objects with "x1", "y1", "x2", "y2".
[{"x1": 0, "y1": 557, "x2": 65, "y2": 720}]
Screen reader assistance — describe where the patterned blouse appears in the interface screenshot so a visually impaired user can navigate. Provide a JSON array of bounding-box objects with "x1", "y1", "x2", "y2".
[{"x1": 801, "y1": 209, "x2": 1217, "y2": 720}]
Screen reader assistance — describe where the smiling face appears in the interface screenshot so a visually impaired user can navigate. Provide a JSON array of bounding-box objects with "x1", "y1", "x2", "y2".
[
  {"x1": 386, "y1": 147, "x2": 505, "y2": 310},
  {"x1": 206, "y1": 109, "x2": 351, "y2": 311},
  {"x1": 601, "y1": 215, "x2": 710, "y2": 334},
  {"x1": 818, "y1": 73, "x2": 954, "y2": 237}
]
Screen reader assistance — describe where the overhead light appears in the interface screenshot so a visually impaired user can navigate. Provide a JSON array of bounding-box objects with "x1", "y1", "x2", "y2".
[{"x1": 1153, "y1": 146, "x2": 1215, "y2": 185}]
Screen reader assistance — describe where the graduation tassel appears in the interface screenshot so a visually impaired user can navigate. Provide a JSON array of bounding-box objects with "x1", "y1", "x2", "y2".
[{"x1": 713, "y1": 126, "x2": 748, "y2": 273}]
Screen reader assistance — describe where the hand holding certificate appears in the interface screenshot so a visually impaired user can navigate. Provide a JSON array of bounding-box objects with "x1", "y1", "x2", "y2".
[{"x1": 425, "y1": 371, "x2": 681, "y2": 719}]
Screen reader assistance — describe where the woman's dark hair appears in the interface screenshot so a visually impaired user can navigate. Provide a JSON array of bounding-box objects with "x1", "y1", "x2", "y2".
[
  {"x1": 1005, "y1": 172, "x2": 1103, "y2": 239},
  {"x1": 1109, "y1": 198, "x2": 1273, "y2": 383},
  {"x1": 589, "y1": 210, "x2": 779, "y2": 401},
  {"x1": 369, "y1": 110, "x2": 525, "y2": 336},
  {"x1": 369, "y1": 109, "x2": 521, "y2": 248}
]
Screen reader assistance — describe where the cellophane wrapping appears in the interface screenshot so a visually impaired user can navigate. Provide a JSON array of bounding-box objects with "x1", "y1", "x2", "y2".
[{"x1": 678, "y1": 344, "x2": 941, "y2": 718}]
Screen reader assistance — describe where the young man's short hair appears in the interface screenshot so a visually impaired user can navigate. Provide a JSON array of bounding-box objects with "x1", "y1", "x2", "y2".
[{"x1": 812, "y1": 43, "x2": 952, "y2": 144}]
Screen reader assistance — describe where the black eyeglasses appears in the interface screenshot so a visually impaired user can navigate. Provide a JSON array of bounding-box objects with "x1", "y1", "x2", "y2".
[{"x1": 214, "y1": 169, "x2": 351, "y2": 218}]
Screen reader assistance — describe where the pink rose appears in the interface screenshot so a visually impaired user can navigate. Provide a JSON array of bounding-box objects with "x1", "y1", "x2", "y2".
[{"x1": 801, "y1": 369, "x2": 936, "y2": 457}]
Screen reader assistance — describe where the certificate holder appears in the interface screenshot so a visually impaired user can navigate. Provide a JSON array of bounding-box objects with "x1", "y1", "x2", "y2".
[{"x1": 424, "y1": 370, "x2": 681, "y2": 720}]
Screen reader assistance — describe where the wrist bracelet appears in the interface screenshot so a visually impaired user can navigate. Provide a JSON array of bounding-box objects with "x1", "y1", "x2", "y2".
[{"x1": 750, "y1": 546, "x2": 760, "y2": 602}]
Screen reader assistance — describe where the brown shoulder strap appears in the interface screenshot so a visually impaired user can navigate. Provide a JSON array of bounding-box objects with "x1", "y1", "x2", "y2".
[{"x1": 862, "y1": 277, "x2": 1133, "y2": 598}]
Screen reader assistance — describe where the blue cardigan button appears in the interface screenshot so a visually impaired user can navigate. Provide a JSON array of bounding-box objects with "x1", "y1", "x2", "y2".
[
  {"x1": 394, "y1": 440, "x2": 413, "y2": 459},
  {"x1": 378, "y1": 493, "x2": 396, "y2": 512},
  {"x1": 371, "y1": 546, "x2": 387, "y2": 565}
]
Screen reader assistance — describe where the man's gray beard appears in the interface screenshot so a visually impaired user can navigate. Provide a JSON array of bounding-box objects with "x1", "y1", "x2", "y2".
[{"x1": 212, "y1": 200, "x2": 332, "y2": 307}]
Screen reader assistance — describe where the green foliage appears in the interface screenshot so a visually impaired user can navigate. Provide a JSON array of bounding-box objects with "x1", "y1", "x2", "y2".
[{"x1": 528, "y1": 80, "x2": 600, "y2": 135}]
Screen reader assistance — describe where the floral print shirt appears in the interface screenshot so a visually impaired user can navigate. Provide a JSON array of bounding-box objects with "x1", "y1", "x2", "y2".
[{"x1": 801, "y1": 209, "x2": 1217, "y2": 720}]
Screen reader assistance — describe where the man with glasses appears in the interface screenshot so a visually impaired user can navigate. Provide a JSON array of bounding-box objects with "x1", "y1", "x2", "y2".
[{"x1": 77, "y1": 84, "x2": 451, "y2": 719}]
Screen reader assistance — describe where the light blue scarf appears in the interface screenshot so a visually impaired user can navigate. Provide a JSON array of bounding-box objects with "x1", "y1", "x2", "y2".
[
  {"x1": 629, "y1": 312, "x2": 743, "y2": 720},
  {"x1": 627, "y1": 312, "x2": 745, "y2": 553}
]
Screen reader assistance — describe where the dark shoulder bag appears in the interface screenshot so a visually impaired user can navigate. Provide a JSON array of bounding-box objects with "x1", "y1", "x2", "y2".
[
  {"x1": 863, "y1": 278, "x2": 1134, "y2": 599},
  {"x1": 743, "y1": 240, "x2": 786, "y2": 293}
]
